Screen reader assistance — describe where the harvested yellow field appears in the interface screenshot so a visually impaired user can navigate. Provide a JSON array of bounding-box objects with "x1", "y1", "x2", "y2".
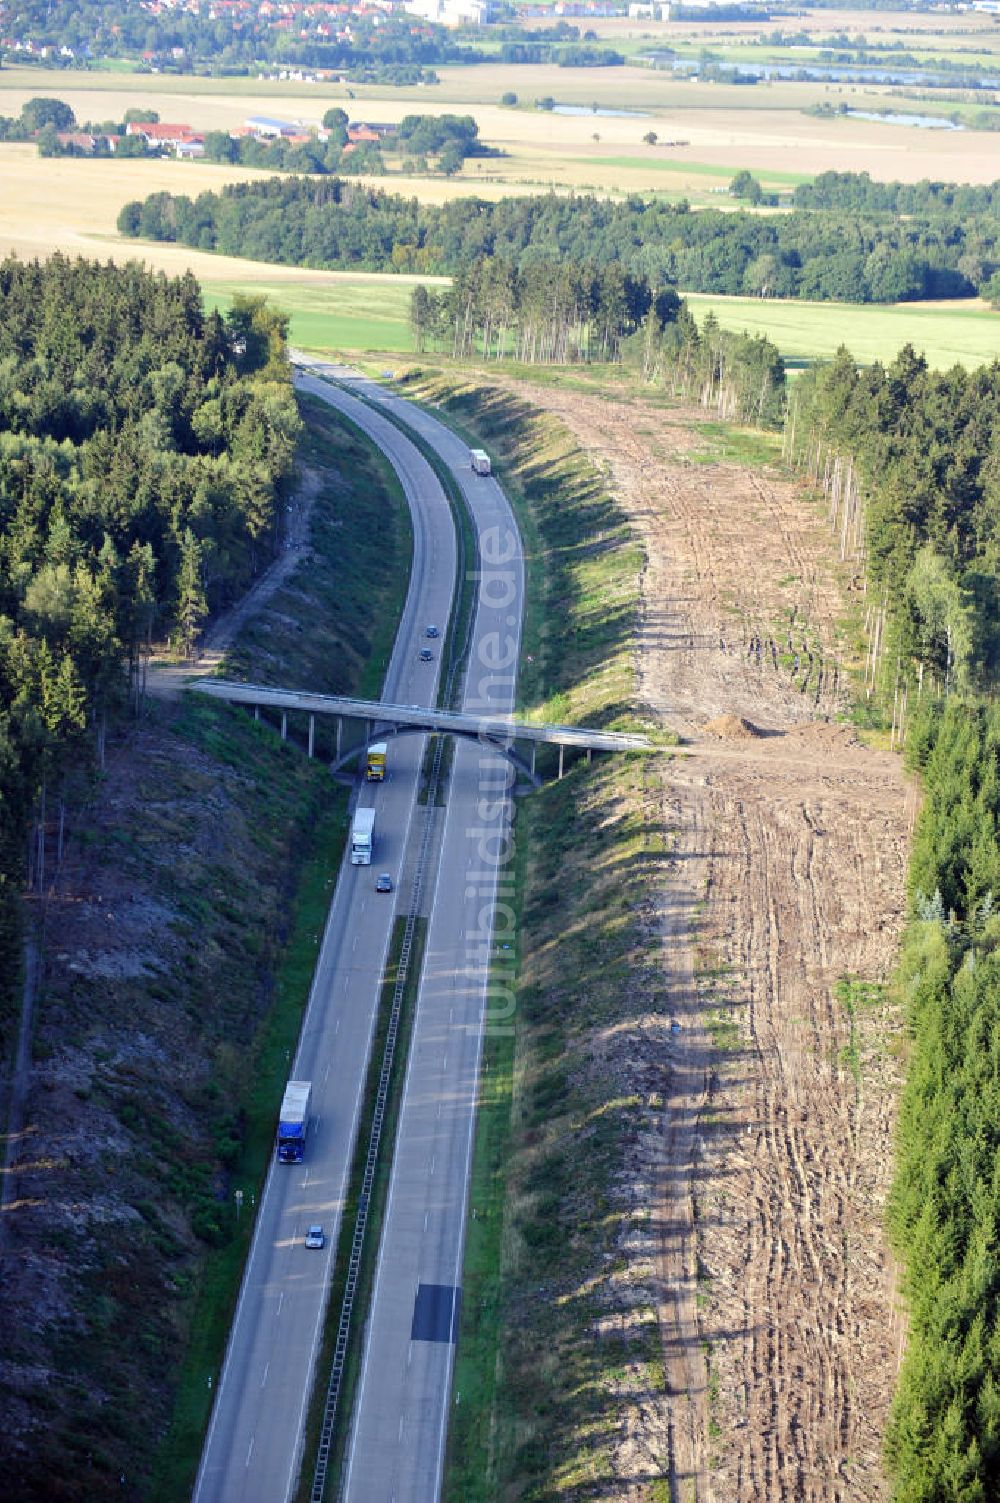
[
  {"x1": 0, "y1": 144, "x2": 454, "y2": 287},
  {"x1": 1, "y1": 62, "x2": 998, "y2": 194}
]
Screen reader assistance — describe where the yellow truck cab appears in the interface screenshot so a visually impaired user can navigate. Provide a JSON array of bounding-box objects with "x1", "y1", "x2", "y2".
[{"x1": 366, "y1": 742, "x2": 387, "y2": 781}]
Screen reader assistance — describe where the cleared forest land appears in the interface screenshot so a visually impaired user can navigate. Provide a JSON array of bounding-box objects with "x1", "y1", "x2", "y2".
[{"x1": 489, "y1": 375, "x2": 913, "y2": 1498}]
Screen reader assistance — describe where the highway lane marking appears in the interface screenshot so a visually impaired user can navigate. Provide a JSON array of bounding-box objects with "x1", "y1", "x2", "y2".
[
  {"x1": 246, "y1": 1436, "x2": 255, "y2": 1467},
  {"x1": 277, "y1": 1292, "x2": 284, "y2": 1317},
  {"x1": 324, "y1": 1063, "x2": 331, "y2": 1083},
  {"x1": 430, "y1": 1155, "x2": 436, "y2": 1176},
  {"x1": 335, "y1": 1018, "x2": 341, "y2": 1034},
  {"x1": 424, "y1": 1211, "x2": 429, "y2": 1231},
  {"x1": 261, "y1": 1362, "x2": 269, "y2": 1388},
  {"x1": 302, "y1": 375, "x2": 454, "y2": 1503}
]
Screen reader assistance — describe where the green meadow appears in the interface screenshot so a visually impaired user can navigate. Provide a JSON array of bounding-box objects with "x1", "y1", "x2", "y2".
[
  {"x1": 203, "y1": 270, "x2": 998, "y2": 373},
  {"x1": 201, "y1": 276, "x2": 418, "y2": 354},
  {"x1": 685, "y1": 292, "x2": 1000, "y2": 372}
]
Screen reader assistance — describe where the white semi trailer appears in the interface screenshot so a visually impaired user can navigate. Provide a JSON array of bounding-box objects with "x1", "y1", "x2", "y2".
[{"x1": 351, "y1": 806, "x2": 376, "y2": 865}]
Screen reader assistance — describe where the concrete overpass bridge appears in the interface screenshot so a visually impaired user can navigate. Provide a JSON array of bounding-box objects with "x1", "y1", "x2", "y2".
[{"x1": 191, "y1": 680, "x2": 650, "y2": 782}]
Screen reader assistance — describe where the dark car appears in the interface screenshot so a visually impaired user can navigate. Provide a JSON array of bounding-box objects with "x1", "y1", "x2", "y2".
[
  {"x1": 375, "y1": 874, "x2": 393, "y2": 894},
  {"x1": 419, "y1": 648, "x2": 433, "y2": 661},
  {"x1": 425, "y1": 624, "x2": 440, "y2": 638}
]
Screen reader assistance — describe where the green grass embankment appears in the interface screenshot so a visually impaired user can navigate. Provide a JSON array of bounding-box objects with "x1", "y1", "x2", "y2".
[{"x1": 398, "y1": 371, "x2": 675, "y2": 1499}]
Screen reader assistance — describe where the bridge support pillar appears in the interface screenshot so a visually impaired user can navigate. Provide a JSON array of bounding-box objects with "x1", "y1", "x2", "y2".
[
  {"x1": 254, "y1": 704, "x2": 260, "y2": 722},
  {"x1": 281, "y1": 711, "x2": 287, "y2": 742},
  {"x1": 558, "y1": 745, "x2": 564, "y2": 780},
  {"x1": 530, "y1": 743, "x2": 536, "y2": 777},
  {"x1": 308, "y1": 715, "x2": 315, "y2": 759},
  {"x1": 587, "y1": 748, "x2": 592, "y2": 765},
  {"x1": 336, "y1": 717, "x2": 342, "y2": 759}
]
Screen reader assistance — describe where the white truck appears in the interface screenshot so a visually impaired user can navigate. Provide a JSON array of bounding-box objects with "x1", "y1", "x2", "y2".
[
  {"x1": 351, "y1": 806, "x2": 376, "y2": 865},
  {"x1": 470, "y1": 448, "x2": 491, "y2": 477}
]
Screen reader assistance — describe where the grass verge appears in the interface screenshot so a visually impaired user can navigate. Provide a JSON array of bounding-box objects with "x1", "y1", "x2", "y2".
[
  {"x1": 149, "y1": 783, "x2": 348, "y2": 1501},
  {"x1": 224, "y1": 392, "x2": 412, "y2": 716}
]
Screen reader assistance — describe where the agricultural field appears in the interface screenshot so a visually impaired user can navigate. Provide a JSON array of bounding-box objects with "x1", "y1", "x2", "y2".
[
  {"x1": 2, "y1": 47, "x2": 1000, "y2": 198},
  {"x1": 686, "y1": 293, "x2": 1000, "y2": 373},
  {"x1": 0, "y1": 138, "x2": 992, "y2": 370}
]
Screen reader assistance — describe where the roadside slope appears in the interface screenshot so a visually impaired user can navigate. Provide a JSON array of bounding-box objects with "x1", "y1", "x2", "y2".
[
  {"x1": 416, "y1": 369, "x2": 911, "y2": 1502},
  {"x1": 0, "y1": 397, "x2": 410, "y2": 1503},
  {"x1": 509, "y1": 376, "x2": 912, "y2": 1501}
]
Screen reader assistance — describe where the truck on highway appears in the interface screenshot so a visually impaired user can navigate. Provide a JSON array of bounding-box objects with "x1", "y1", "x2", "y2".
[
  {"x1": 366, "y1": 742, "x2": 387, "y2": 782},
  {"x1": 276, "y1": 1080, "x2": 311, "y2": 1163},
  {"x1": 470, "y1": 448, "x2": 491, "y2": 477},
  {"x1": 351, "y1": 806, "x2": 376, "y2": 865}
]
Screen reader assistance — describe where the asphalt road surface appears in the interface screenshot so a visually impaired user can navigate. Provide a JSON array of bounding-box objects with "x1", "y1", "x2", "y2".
[
  {"x1": 192, "y1": 373, "x2": 457, "y2": 1503},
  {"x1": 333, "y1": 375, "x2": 524, "y2": 1503}
]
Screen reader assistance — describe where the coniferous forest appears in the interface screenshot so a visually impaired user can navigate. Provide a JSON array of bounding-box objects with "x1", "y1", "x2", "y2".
[{"x1": 0, "y1": 255, "x2": 299, "y2": 1022}]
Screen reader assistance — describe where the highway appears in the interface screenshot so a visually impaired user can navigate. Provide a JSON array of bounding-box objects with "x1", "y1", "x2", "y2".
[
  {"x1": 192, "y1": 377, "x2": 458, "y2": 1503},
  {"x1": 328, "y1": 372, "x2": 525, "y2": 1503}
]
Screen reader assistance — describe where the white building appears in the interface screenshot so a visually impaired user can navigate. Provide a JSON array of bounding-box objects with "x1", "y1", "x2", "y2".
[
  {"x1": 404, "y1": 0, "x2": 489, "y2": 25},
  {"x1": 243, "y1": 116, "x2": 299, "y2": 138}
]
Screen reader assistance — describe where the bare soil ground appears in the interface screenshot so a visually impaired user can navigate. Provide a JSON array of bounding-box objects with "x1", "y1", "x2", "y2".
[{"x1": 507, "y1": 381, "x2": 911, "y2": 1501}]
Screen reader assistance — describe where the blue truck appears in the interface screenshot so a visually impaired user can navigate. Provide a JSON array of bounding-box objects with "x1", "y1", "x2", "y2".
[{"x1": 276, "y1": 1079, "x2": 312, "y2": 1163}]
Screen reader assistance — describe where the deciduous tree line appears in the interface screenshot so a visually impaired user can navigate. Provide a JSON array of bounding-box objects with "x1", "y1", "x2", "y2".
[
  {"x1": 409, "y1": 258, "x2": 787, "y2": 427},
  {"x1": 118, "y1": 173, "x2": 1000, "y2": 303},
  {"x1": 0, "y1": 256, "x2": 299, "y2": 1010},
  {"x1": 409, "y1": 257, "x2": 668, "y2": 364}
]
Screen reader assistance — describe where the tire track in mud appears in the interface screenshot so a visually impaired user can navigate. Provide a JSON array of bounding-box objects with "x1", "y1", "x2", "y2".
[
  {"x1": 488, "y1": 379, "x2": 909, "y2": 1502},
  {"x1": 680, "y1": 747, "x2": 906, "y2": 1503}
]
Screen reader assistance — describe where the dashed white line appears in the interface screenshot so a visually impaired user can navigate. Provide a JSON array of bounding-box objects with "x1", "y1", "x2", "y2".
[
  {"x1": 261, "y1": 1363, "x2": 269, "y2": 1389},
  {"x1": 245, "y1": 1436, "x2": 255, "y2": 1468}
]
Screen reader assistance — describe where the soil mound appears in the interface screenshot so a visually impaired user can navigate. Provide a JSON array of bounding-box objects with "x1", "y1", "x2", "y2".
[
  {"x1": 704, "y1": 713, "x2": 762, "y2": 740},
  {"x1": 787, "y1": 720, "x2": 859, "y2": 751}
]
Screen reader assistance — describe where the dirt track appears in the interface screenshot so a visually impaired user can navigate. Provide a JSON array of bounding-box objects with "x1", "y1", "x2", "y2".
[{"x1": 511, "y1": 383, "x2": 911, "y2": 1501}]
